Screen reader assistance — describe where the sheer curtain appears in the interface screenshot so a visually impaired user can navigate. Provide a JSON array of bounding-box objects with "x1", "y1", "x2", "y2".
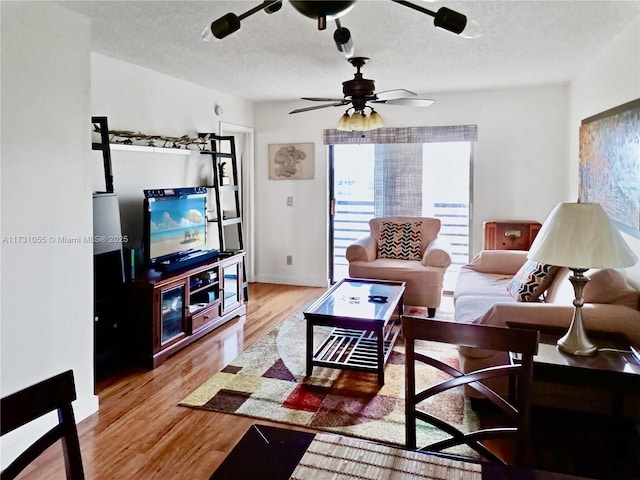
[{"x1": 374, "y1": 143, "x2": 422, "y2": 216}]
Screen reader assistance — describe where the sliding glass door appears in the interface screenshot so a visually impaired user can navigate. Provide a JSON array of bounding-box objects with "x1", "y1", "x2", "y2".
[{"x1": 329, "y1": 141, "x2": 472, "y2": 292}]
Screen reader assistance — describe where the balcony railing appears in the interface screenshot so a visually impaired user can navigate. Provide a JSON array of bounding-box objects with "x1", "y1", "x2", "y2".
[{"x1": 332, "y1": 200, "x2": 469, "y2": 293}]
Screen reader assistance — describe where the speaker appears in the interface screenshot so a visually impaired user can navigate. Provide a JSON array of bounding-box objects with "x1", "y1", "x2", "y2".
[
  {"x1": 93, "y1": 192, "x2": 124, "y2": 255},
  {"x1": 93, "y1": 193, "x2": 124, "y2": 282},
  {"x1": 93, "y1": 193, "x2": 127, "y2": 375}
]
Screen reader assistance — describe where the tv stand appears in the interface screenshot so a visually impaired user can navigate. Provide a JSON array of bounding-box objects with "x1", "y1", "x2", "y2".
[{"x1": 130, "y1": 251, "x2": 246, "y2": 368}]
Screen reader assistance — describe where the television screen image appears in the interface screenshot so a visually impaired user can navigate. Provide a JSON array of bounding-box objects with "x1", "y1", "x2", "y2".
[{"x1": 147, "y1": 195, "x2": 207, "y2": 261}]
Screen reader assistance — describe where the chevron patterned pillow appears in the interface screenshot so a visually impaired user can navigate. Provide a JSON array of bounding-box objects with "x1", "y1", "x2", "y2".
[
  {"x1": 377, "y1": 221, "x2": 422, "y2": 260},
  {"x1": 507, "y1": 260, "x2": 559, "y2": 302}
]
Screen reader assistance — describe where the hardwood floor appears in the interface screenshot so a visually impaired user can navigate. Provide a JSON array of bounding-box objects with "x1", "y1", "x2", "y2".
[
  {"x1": 17, "y1": 283, "x2": 325, "y2": 480},
  {"x1": 12, "y1": 283, "x2": 640, "y2": 479}
]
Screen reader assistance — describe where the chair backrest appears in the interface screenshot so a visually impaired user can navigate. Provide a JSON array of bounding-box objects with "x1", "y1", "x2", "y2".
[
  {"x1": 1, "y1": 370, "x2": 85, "y2": 480},
  {"x1": 402, "y1": 316, "x2": 539, "y2": 466}
]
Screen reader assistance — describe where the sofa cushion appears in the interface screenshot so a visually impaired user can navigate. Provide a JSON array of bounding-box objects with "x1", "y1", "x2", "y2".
[
  {"x1": 507, "y1": 260, "x2": 559, "y2": 302},
  {"x1": 467, "y1": 249, "x2": 529, "y2": 275},
  {"x1": 348, "y1": 258, "x2": 445, "y2": 307},
  {"x1": 454, "y1": 266, "x2": 514, "y2": 300},
  {"x1": 545, "y1": 268, "x2": 640, "y2": 309},
  {"x1": 583, "y1": 269, "x2": 639, "y2": 309},
  {"x1": 453, "y1": 294, "x2": 513, "y2": 324},
  {"x1": 377, "y1": 221, "x2": 422, "y2": 260}
]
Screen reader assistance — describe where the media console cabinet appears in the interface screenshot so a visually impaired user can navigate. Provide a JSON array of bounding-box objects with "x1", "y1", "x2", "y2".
[{"x1": 130, "y1": 251, "x2": 246, "y2": 368}]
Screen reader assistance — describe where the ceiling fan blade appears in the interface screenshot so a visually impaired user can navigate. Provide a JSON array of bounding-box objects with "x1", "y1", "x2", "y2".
[
  {"x1": 301, "y1": 97, "x2": 348, "y2": 102},
  {"x1": 290, "y1": 102, "x2": 349, "y2": 114},
  {"x1": 373, "y1": 89, "x2": 417, "y2": 101},
  {"x1": 381, "y1": 98, "x2": 435, "y2": 107}
]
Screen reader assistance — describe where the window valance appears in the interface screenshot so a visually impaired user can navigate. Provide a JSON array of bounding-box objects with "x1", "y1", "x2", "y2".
[{"x1": 323, "y1": 125, "x2": 477, "y2": 145}]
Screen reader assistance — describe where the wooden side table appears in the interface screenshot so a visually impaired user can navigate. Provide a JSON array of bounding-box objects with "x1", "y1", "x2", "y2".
[
  {"x1": 508, "y1": 323, "x2": 640, "y2": 417},
  {"x1": 483, "y1": 220, "x2": 542, "y2": 250}
]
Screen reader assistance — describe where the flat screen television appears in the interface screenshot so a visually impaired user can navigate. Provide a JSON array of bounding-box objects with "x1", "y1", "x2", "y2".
[{"x1": 143, "y1": 187, "x2": 209, "y2": 267}]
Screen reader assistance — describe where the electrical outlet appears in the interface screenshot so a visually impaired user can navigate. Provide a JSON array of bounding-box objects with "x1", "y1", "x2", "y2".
[
  {"x1": 286, "y1": 255, "x2": 293, "y2": 265},
  {"x1": 287, "y1": 196, "x2": 293, "y2": 207}
]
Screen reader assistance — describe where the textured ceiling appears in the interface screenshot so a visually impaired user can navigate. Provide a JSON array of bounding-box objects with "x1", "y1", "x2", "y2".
[{"x1": 60, "y1": 1, "x2": 639, "y2": 103}]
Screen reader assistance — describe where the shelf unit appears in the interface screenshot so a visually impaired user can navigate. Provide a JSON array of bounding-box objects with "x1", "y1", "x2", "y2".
[
  {"x1": 90, "y1": 118, "x2": 250, "y2": 370},
  {"x1": 199, "y1": 134, "x2": 248, "y2": 299},
  {"x1": 109, "y1": 143, "x2": 192, "y2": 155}
]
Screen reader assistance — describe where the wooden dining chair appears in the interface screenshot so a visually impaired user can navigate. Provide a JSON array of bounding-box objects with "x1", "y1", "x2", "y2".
[
  {"x1": 402, "y1": 316, "x2": 539, "y2": 466},
  {"x1": 1, "y1": 370, "x2": 85, "y2": 480}
]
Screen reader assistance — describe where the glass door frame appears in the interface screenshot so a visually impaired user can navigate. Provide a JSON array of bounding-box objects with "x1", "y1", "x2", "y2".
[{"x1": 328, "y1": 142, "x2": 475, "y2": 290}]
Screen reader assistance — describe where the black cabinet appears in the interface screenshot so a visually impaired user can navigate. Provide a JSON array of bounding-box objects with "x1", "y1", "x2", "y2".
[{"x1": 93, "y1": 193, "x2": 127, "y2": 376}]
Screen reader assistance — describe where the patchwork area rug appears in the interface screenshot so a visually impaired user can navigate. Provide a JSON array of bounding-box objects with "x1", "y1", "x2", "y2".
[{"x1": 180, "y1": 305, "x2": 478, "y2": 453}]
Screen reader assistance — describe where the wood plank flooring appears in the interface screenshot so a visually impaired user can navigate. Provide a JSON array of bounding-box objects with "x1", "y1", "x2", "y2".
[
  {"x1": 11, "y1": 283, "x2": 640, "y2": 479},
  {"x1": 17, "y1": 283, "x2": 324, "y2": 480}
]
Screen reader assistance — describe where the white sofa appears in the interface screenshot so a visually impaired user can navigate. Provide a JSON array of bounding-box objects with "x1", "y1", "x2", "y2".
[{"x1": 454, "y1": 249, "x2": 640, "y2": 416}]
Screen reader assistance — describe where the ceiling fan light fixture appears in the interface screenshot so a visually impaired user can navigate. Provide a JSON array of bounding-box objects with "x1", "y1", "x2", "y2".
[
  {"x1": 350, "y1": 111, "x2": 369, "y2": 131},
  {"x1": 264, "y1": 0, "x2": 283, "y2": 14},
  {"x1": 333, "y1": 23, "x2": 354, "y2": 58},
  {"x1": 459, "y1": 18, "x2": 483, "y2": 39},
  {"x1": 290, "y1": 1, "x2": 357, "y2": 30},
  {"x1": 433, "y1": 6, "x2": 467, "y2": 34},
  {"x1": 206, "y1": 1, "x2": 283, "y2": 40},
  {"x1": 337, "y1": 111, "x2": 352, "y2": 131},
  {"x1": 368, "y1": 110, "x2": 384, "y2": 129},
  {"x1": 209, "y1": 12, "x2": 242, "y2": 39}
]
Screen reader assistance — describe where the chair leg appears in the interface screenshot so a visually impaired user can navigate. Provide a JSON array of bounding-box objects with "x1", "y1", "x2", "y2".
[{"x1": 427, "y1": 307, "x2": 436, "y2": 318}]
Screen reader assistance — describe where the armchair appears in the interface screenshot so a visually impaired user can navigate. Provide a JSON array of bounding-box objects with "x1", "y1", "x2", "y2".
[{"x1": 345, "y1": 217, "x2": 451, "y2": 317}]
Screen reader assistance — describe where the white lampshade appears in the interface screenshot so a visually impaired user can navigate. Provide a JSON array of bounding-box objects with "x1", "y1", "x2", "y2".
[{"x1": 528, "y1": 202, "x2": 638, "y2": 269}]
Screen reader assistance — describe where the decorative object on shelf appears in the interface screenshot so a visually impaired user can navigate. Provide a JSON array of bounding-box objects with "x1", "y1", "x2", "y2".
[
  {"x1": 202, "y1": 1, "x2": 479, "y2": 40},
  {"x1": 92, "y1": 121, "x2": 210, "y2": 150},
  {"x1": 527, "y1": 202, "x2": 638, "y2": 356},
  {"x1": 268, "y1": 143, "x2": 315, "y2": 180},
  {"x1": 579, "y1": 98, "x2": 640, "y2": 238},
  {"x1": 219, "y1": 161, "x2": 230, "y2": 185},
  {"x1": 290, "y1": 56, "x2": 433, "y2": 131}
]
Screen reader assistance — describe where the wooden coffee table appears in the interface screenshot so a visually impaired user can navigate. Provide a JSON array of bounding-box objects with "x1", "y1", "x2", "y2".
[
  {"x1": 303, "y1": 278, "x2": 405, "y2": 386},
  {"x1": 508, "y1": 323, "x2": 640, "y2": 416}
]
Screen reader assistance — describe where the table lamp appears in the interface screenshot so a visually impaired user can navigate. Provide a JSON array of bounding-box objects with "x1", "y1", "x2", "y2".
[{"x1": 527, "y1": 202, "x2": 638, "y2": 356}]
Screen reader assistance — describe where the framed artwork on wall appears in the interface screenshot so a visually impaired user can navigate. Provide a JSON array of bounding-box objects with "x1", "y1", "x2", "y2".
[
  {"x1": 268, "y1": 143, "x2": 315, "y2": 180},
  {"x1": 579, "y1": 98, "x2": 640, "y2": 238}
]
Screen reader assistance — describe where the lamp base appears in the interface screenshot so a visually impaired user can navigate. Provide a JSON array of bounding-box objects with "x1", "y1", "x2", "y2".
[
  {"x1": 557, "y1": 268, "x2": 598, "y2": 357},
  {"x1": 557, "y1": 334, "x2": 597, "y2": 356}
]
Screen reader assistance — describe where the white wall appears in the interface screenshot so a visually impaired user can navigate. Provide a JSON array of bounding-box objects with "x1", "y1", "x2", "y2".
[
  {"x1": 568, "y1": 15, "x2": 640, "y2": 287},
  {"x1": 0, "y1": 1, "x2": 98, "y2": 466},
  {"x1": 254, "y1": 85, "x2": 568, "y2": 287},
  {"x1": 91, "y1": 53, "x2": 254, "y2": 255}
]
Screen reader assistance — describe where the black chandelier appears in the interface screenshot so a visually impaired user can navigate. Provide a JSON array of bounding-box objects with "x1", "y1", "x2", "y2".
[{"x1": 202, "y1": 0, "x2": 479, "y2": 46}]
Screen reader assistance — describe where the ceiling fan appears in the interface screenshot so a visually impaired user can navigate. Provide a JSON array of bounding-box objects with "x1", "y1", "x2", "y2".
[{"x1": 289, "y1": 56, "x2": 434, "y2": 131}]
